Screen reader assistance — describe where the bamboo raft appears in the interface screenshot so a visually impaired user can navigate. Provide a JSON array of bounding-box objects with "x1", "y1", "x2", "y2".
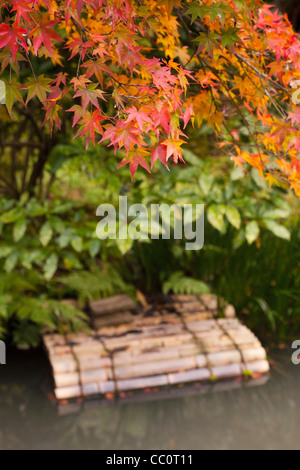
[{"x1": 43, "y1": 294, "x2": 269, "y2": 402}]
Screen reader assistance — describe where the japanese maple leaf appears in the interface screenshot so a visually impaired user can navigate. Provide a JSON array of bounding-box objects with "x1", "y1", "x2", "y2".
[
  {"x1": 151, "y1": 144, "x2": 169, "y2": 170},
  {"x1": 75, "y1": 110, "x2": 107, "y2": 146},
  {"x1": 182, "y1": 104, "x2": 193, "y2": 129},
  {"x1": 118, "y1": 149, "x2": 151, "y2": 180},
  {"x1": 81, "y1": 60, "x2": 111, "y2": 87},
  {"x1": 288, "y1": 108, "x2": 300, "y2": 126},
  {"x1": 0, "y1": 49, "x2": 26, "y2": 74},
  {"x1": 161, "y1": 138, "x2": 186, "y2": 163},
  {"x1": 152, "y1": 66, "x2": 177, "y2": 91},
  {"x1": 67, "y1": 104, "x2": 84, "y2": 127},
  {"x1": 115, "y1": 40, "x2": 143, "y2": 75},
  {"x1": 25, "y1": 74, "x2": 52, "y2": 104},
  {"x1": 30, "y1": 19, "x2": 63, "y2": 58},
  {"x1": 0, "y1": 23, "x2": 28, "y2": 61},
  {"x1": 42, "y1": 101, "x2": 62, "y2": 134},
  {"x1": 52, "y1": 72, "x2": 68, "y2": 87},
  {"x1": 74, "y1": 85, "x2": 106, "y2": 112},
  {"x1": 67, "y1": 38, "x2": 94, "y2": 60},
  {"x1": 11, "y1": 1, "x2": 34, "y2": 25},
  {"x1": 46, "y1": 86, "x2": 68, "y2": 102},
  {"x1": 70, "y1": 75, "x2": 91, "y2": 91},
  {"x1": 101, "y1": 122, "x2": 142, "y2": 153},
  {"x1": 124, "y1": 105, "x2": 154, "y2": 131},
  {"x1": 2, "y1": 77, "x2": 25, "y2": 117}
]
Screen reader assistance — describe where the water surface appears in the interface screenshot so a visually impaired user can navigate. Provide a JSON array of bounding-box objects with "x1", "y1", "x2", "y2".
[{"x1": 0, "y1": 347, "x2": 299, "y2": 449}]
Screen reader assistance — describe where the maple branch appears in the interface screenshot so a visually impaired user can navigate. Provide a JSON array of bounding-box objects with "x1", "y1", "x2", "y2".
[
  {"x1": 234, "y1": 52, "x2": 290, "y2": 94},
  {"x1": 237, "y1": 58, "x2": 288, "y2": 119}
]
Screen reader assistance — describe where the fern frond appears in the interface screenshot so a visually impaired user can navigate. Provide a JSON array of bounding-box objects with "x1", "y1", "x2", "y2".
[{"x1": 163, "y1": 271, "x2": 210, "y2": 295}]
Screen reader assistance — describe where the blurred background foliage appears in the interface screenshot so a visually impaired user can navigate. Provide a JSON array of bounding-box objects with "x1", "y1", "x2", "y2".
[
  {"x1": 0, "y1": 115, "x2": 299, "y2": 347},
  {"x1": 0, "y1": 0, "x2": 299, "y2": 348}
]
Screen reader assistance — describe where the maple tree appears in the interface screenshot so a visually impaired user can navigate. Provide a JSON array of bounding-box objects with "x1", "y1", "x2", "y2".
[{"x1": 1, "y1": 0, "x2": 300, "y2": 193}]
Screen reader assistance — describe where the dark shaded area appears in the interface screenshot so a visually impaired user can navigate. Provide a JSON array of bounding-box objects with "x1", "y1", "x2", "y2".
[
  {"x1": 0, "y1": 347, "x2": 299, "y2": 449},
  {"x1": 277, "y1": 0, "x2": 300, "y2": 32}
]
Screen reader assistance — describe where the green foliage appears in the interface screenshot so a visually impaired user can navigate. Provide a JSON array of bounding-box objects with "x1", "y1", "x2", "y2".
[
  {"x1": 0, "y1": 194, "x2": 133, "y2": 346},
  {"x1": 0, "y1": 142, "x2": 298, "y2": 346},
  {"x1": 58, "y1": 267, "x2": 133, "y2": 305},
  {"x1": 163, "y1": 272, "x2": 210, "y2": 296}
]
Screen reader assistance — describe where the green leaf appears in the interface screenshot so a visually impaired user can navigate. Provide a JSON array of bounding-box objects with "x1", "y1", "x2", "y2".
[
  {"x1": 194, "y1": 32, "x2": 219, "y2": 57},
  {"x1": 39, "y1": 221, "x2": 53, "y2": 247},
  {"x1": 0, "y1": 294, "x2": 10, "y2": 318},
  {"x1": 186, "y1": 3, "x2": 209, "y2": 22},
  {"x1": 251, "y1": 168, "x2": 267, "y2": 188},
  {"x1": 0, "y1": 246, "x2": 13, "y2": 258},
  {"x1": 25, "y1": 199, "x2": 46, "y2": 217},
  {"x1": 44, "y1": 253, "x2": 58, "y2": 280},
  {"x1": 71, "y1": 236, "x2": 83, "y2": 252},
  {"x1": 199, "y1": 172, "x2": 214, "y2": 196},
  {"x1": 207, "y1": 204, "x2": 226, "y2": 232},
  {"x1": 62, "y1": 251, "x2": 82, "y2": 270},
  {"x1": 232, "y1": 230, "x2": 245, "y2": 249},
  {"x1": 163, "y1": 271, "x2": 210, "y2": 295},
  {"x1": 245, "y1": 221, "x2": 260, "y2": 244},
  {"x1": 0, "y1": 207, "x2": 23, "y2": 223},
  {"x1": 116, "y1": 238, "x2": 133, "y2": 255},
  {"x1": 225, "y1": 206, "x2": 241, "y2": 229},
  {"x1": 18, "y1": 192, "x2": 30, "y2": 206},
  {"x1": 52, "y1": 202, "x2": 73, "y2": 214},
  {"x1": 13, "y1": 217, "x2": 27, "y2": 242},
  {"x1": 263, "y1": 208, "x2": 290, "y2": 219},
  {"x1": 2, "y1": 78, "x2": 24, "y2": 117},
  {"x1": 4, "y1": 252, "x2": 18, "y2": 273},
  {"x1": 89, "y1": 239, "x2": 101, "y2": 257},
  {"x1": 49, "y1": 216, "x2": 65, "y2": 233},
  {"x1": 26, "y1": 74, "x2": 52, "y2": 105},
  {"x1": 186, "y1": 2, "x2": 233, "y2": 23},
  {"x1": 221, "y1": 27, "x2": 240, "y2": 48},
  {"x1": 21, "y1": 250, "x2": 43, "y2": 269},
  {"x1": 231, "y1": 166, "x2": 244, "y2": 181},
  {"x1": 264, "y1": 220, "x2": 290, "y2": 240},
  {"x1": 58, "y1": 229, "x2": 72, "y2": 248}
]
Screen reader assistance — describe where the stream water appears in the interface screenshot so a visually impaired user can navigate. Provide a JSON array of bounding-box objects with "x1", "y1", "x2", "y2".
[{"x1": 0, "y1": 347, "x2": 299, "y2": 449}]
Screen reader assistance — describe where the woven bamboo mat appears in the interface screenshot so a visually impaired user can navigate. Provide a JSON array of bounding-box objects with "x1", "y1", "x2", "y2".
[{"x1": 43, "y1": 294, "x2": 269, "y2": 401}]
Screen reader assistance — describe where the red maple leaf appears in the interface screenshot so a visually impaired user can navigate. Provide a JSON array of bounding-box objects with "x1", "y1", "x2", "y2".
[
  {"x1": 75, "y1": 110, "x2": 107, "y2": 146},
  {"x1": 288, "y1": 108, "x2": 300, "y2": 126},
  {"x1": 74, "y1": 86, "x2": 106, "y2": 112},
  {"x1": 30, "y1": 19, "x2": 63, "y2": 57},
  {"x1": 67, "y1": 105, "x2": 84, "y2": 127},
  {"x1": 0, "y1": 23, "x2": 28, "y2": 61},
  {"x1": 118, "y1": 150, "x2": 151, "y2": 180},
  {"x1": 70, "y1": 75, "x2": 91, "y2": 91},
  {"x1": 52, "y1": 72, "x2": 68, "y2": 87},
  {"x1": 101, "y1": 122, "x2": 143, "y2": 153},
  {"x1": 66, "y1": 38, "x2": 94, "y2": 60},
  {"x1": 124, "y1": 105, "x2": 154, "y2": 131},
  {"x1": 11, "y1": 0, "x2": 34, "y2": 25},
  {"x1": 42, "y1": 101, "x2": 62, "y2": 134},
  {"x1": 182, "y1": 104, "x2": 193, "y2": 129},
  {"x1": 161, "y1": 138, "x2": 186, "y2": 163},
  {"x1": 151, "y1": 144, "x2": 169, "y2": 169}
]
